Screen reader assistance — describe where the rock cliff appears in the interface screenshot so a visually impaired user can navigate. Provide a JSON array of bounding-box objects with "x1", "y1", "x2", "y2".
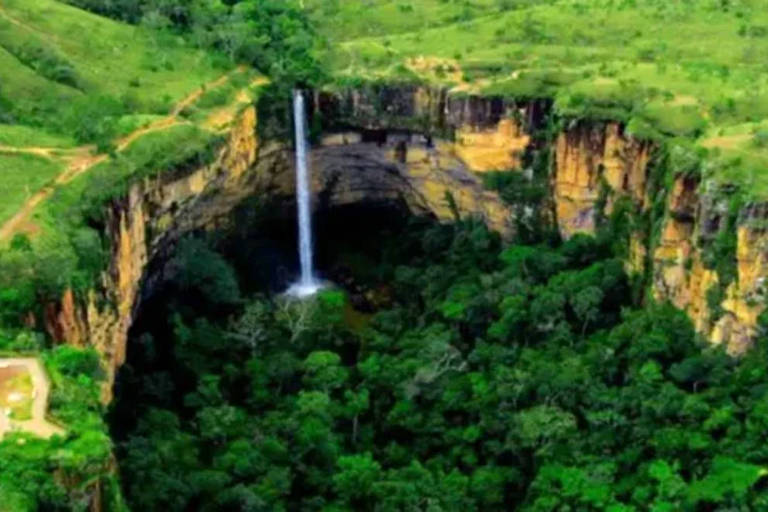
[
  {"x1": 47, "y1": 106, "x2": 273, "y2": 397},
  {"x1": 551, "y1": 120, "x2": 767, "y2": 354},
  {"x1": 310, "y1": 132, "x2": 513, "y2": 235},
  {"x1": 553, "y1": 122, "x2": 651, "y2": 238},
  {"x1": 321, "y1": 84, "x2": 768, "y2": 353},
  {"x1": 652, "y1": 178, "x2": 768, "y2": 354},
  {"x1": 47, "y1": 101, "x2": 514, "y2": 395},
  {"x1": 45, "y1": 85, "x2": 768, "y2": 391}
]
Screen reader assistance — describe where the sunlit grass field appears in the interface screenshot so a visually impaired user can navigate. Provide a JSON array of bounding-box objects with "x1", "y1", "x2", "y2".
[
  {"x1": 311, "y1": 0, "x2": 768, "y2": 196},
  {"x1": 0, "y1": 0, "x2": 225, "y2": 151},
  {"x1": 0, "y1": 0, "x2": 223, "y2": 112}
]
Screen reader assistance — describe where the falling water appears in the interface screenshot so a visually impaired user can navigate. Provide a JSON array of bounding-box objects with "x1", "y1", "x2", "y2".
[{"x1": 286, "y1": 90, "x2": 322, "y2": 298}]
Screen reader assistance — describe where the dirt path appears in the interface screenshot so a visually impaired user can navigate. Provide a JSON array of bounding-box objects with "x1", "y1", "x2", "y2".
[
  {"x1": 0, "y1": 146, "x2": 59, "y2": 158},
  {"x1": 0, "y1": 358, "x2": 63, "y2": 440},
  {"x1": 0, "y1": 67, "x2": 247, "y2": 242},
  {"x1": 171, "y1": 66, "x2": 246, "y2": 117},
  {"x1": 203, "y1": 76, "x2": 268, "y2": 131}
]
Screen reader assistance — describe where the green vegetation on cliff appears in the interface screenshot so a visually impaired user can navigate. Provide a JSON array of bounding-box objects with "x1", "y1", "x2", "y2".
[{"x1": 0, "y1": 1, "x2": 321, "y2": 509}]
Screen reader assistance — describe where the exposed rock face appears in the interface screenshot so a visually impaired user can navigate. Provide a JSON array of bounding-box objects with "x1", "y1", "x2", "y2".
[
  {"x1": 48, "y1": 104, "x2": 513, "y2": 396},
  {"x1": 310, "y1": 132, "x2": 513, "y2": 234},
  {"x1": 651, "y1": 175, "x2": 720, "y2": 340},
  {"x1": 50, "y1": 106, "x2": 278, "y2": 397},
  {"x1": 46, "y1": 85, "x2": 768, "y2": 387},
  {"x1": 716, "y1": 218, "x2": 768, "y2": 350},
  {"x1": 549, "y1": 121, "x2": 768, "y2": 354},
  {"x1": 653, "y1": 179, "x2": 768, "y2": 354},
  {"x1": 455, "y1": 118, "x2": 530, "y2": 172},
  {"x1": 317, "y1": 86, "x2": 542, "y2": 172},
  {"x1": 553, "y1": 122, "x2": 651, "y2": 238}
]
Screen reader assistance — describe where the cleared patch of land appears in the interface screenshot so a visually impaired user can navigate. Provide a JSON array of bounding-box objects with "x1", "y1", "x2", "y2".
[{"x1": 0, "y1": 358, "x2": 63, "y2": 440}]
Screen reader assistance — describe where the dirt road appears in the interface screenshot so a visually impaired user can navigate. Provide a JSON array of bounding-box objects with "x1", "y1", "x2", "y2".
[
  {"x1": 0, "y1": 67, "x2": 247, "y2": 242},
  {"x1": 0, "y1": 358, "x2": 63, "y2": 440}
]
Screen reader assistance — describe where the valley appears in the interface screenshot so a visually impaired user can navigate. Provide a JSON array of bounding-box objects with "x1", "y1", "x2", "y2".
[{"x1": 3, "y1": 0, "x2": 768, "y2": 510}]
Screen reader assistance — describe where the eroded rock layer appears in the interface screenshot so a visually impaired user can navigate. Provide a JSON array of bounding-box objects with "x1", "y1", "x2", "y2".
[
  {"x1": 553, "y1": 122, "x2": 651, "y2": 238},
  {"x1": 311, "y1": 132, "x2": 513, "y2": 235},
  {"x1": 652, "y1": 178, "x2": 768, "y2": 354},
  {"x1": 47, "y1": 104, "x2": 513, "y2": 395},
  {"x1": 44, "y1": 86, "x2": 768, "y2": 391}
]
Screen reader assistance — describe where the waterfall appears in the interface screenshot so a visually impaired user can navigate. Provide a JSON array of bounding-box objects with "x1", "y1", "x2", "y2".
[{"x1": 287, "y1": 90, "x2": 322, "y2": 297}]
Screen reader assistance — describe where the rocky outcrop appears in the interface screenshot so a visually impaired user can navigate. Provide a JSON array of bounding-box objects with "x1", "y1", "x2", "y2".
[
  {"x1": 50, "y1": 106, "x2": 278, "y2": 398},
  {"x1": 317, "y1": 86, "x2": 542, "y2": 173},
  {"x1": 553, "y1": 122, "x2": 651, "y2": 238},
  {"x1": 311, "y1": 132, "x2": 513, "y2": 235},
  {"x1": 454, "y1": 118, "x2": 530, "y2": 172},
  {"x1": 537, "y1": 116, "x2": 768, "y2": 354},
  {"x1": 715, "y1": 217, "x2": 768, "y2": 350},
  {"x1": 653, "y1": 178, "x2": 768, "y2": 354},
  {"x1": 47, "y1": 103, "x2": 513, "y2": 396},
  {"x1": 549, "y1": 121, "x2": 768, "y2": 354},
  {"x1": 651, "y1": 175, "x2": 720, "y2": 339}
]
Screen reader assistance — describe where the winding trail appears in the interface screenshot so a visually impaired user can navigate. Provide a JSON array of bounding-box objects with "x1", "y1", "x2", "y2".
[
  {"x1": 0, "y1": 358, "x2": 63, "y2": 440},
  {"x1": 0, "y1": 66, "x2": 248, "y2": 242},
  {"x1": 0, "y1": 146, "x2": 60, "y2": 159}
]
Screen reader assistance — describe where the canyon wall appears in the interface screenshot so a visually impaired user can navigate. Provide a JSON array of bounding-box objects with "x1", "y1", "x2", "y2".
[
  {"x1": 553, "y1": 122, "x2": 651, "y2": 238},
  {"x1": 47, "y1": 106, "x2": 275, "y2": 397},
  {"x1": 44, "y1": 86, "x2": 768, "y2": 393},
  {"x1": 312, "y1": 132, "x2": 513, "y2": 235},
  {"x1": 47, "y1": 103, "x2": 513, "y2": 395},
  {"x1": 551, "y1": 121, "x2": 766, "y2": 354},
  {"x1": 321, "y1": 83, "x2": 768, "y2": 353},
  {"x1": 316, "y1": 85, "x2": 542, "y2": 173},
  {"x1": 652, "y1": 180, "x2": 768, "y2": 354}
]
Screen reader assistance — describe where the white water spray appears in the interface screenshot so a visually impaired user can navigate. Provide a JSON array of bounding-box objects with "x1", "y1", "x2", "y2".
[{"x1": 286, "y1": 90, "x2": 322, "y2": 298}]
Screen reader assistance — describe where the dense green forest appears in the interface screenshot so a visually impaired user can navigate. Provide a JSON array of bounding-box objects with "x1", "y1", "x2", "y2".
[{"x1": 106, "y1": 211, "x2": 768, "y2": 510}]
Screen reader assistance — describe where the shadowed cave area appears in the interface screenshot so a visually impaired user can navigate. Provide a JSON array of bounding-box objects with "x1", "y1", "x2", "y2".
[
  {"x1": 111, "y1": 195, "x2": 420, "y2": 372},
  {"x1": 107, "y1": 195, "x2": 430, "y2": 457}
]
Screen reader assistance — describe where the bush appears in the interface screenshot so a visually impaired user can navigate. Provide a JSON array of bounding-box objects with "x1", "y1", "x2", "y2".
[
  {"x1": 47, "y1": 346, "x2": 103, "y2": 380},
  {"x1": 55, "y1": 95, "x2": 126, "y2": 146},
  {"x1": 0, "y1": 32, "x2": 83, "y2": 89},
  {"x1": 752, "y1": 128, "x2": 768, "y2": 147}
]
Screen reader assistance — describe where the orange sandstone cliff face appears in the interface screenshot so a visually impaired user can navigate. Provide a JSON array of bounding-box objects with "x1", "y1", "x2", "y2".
[
  {"x1": 48, "y1": 103, "x2": 514, "y2": 396},
  {"x1": 47, "y1": 90, "x2": 768, "y2": 392},
  {"x1": 313, "y1": 132, "x2": 513, "y2": 235},
  {"x1": 553, "y1": 122, "x2": 651, "y2": 238},
  {"x1": 550, "y1": 120, "x2": 768, "y2": 354},
  {"x1": 454, "y1": 117, "x2": 530, "y2": 172},
  {"x1": 651, "y1": 175, "x2": 721, "y2": 343},
  {"x1": 318, "y1": 86, "x2": 538, "y2": 174},
  {"x1": 715, "y1": 221, "x2": 768, "y2": 351},
  {"x1": 653, "y1": 190, "x2": 768, "y2": 355},
  {"x1": 49, "y1": 106, "x2": 270, "y2": 398}
]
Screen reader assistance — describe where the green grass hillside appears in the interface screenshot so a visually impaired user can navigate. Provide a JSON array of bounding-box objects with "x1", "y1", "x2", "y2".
[
  {"x1": 0, "y1": 1, "x2": 259, "y2": 507},
  {"x1": 311, "y1": 0, "x2": 768, "y2": 197},
  {"x1": 0, "y1": 0, "x2": 233, "y2": 236},
  {"x1": 0, "y1": 0, "x2": 222, "y2": 126}
]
